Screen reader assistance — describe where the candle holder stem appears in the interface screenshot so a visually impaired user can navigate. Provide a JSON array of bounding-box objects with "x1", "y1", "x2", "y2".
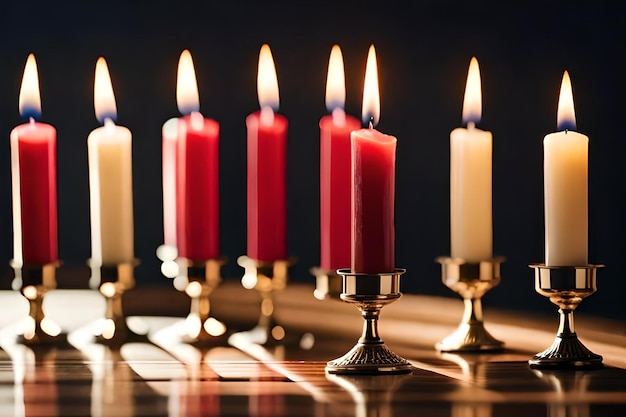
[
  {"x1": 179, "y1": 257, "x2": 228, "y2": 346},
  {"x1": 528, "y1": 264, "x2": 603, "y2": 369},
  {"x1": 90, "y1": 259, "x2": 144, "y2": 347},
  {"x1": 326, "y1": 269, "x2": 412, "y2": 375},
  {"x1": 236, "y1": 255, "x2": 296, "y2": 346},
  {"x1": 11, "y1": 260, "x2": 64, "y2": 345},
  {"x1": 435, "y1": 257, "x2": 504, "y2": 352}
]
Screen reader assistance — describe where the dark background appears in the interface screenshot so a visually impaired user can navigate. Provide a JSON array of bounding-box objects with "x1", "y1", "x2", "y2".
[{"x1": 0, "y1": 1, "x2": 625, "y2": 320}]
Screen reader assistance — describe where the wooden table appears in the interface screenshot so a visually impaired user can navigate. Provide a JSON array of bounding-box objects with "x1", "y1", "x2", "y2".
[{"x1": 0, "y1": 281, "x2": 625, "y2": 416}]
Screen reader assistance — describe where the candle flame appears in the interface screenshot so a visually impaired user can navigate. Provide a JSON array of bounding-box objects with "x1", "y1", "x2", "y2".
[
  {"x1": 19, "y1": 53, "x2": 41, "y2": 120},
  {"x1": 257, "y1": 44, "x2": 279, "y2": 112},
  {"x1": 326, "y1": 44, "x2": 346, "y2": 113},
  {"x1": 94, "y1": 57, "x2": 117, "y2": 124},
  {"x1": 557, "y1": 70, "x2": 576, "y2": 131},
  {"x1": 361, "y1": 44, "x2": 380, "y2": 127},
  {"x1": 176, "y1": 49, "x2": 200, "y2": 115},
  {"x1": 462, "y1": 56, "x2": 482, "y2": 125}
]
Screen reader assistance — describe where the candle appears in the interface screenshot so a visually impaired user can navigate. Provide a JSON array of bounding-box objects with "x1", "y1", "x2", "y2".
[
  {"x1": 162, "y1": 117, "x2": 178, "y2": 250},
  {"x1": 320, "y1": 45, "x2": 361, "y2": 271},
  {"x1": 88, "y1": 57, "x2": 134, "y2": 266},
  {"x1": 351, "y1": 45, "x2": 396, "y2": 274},
  {"x1": 449, "y1": 57, "x2": 493, "y2": 262},
  {"x1": 246, "y1": 44, "x2": 287, "y2": 262},
  {"x1": 544, "y1": 71, "x2": 588, "y2": 266},
  {"x1": 10, "y1": 53, "x2": 58, "y2": 265},
  {"x1": 175, "y1": 49, "x2": 220, "y2": 261}
]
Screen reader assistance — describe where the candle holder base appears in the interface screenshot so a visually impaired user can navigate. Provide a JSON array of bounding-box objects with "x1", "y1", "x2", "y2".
[
  {"x1": 435, "y1": 257, "x2": 504, "y2": 352},
  {"x1": 11, "y1": 260, "x2": 66, "y2": 345},
  {"x1": 528, "y1": 264, "x2": 604, "y2": 369},
  {"x1": 176, "y1": 257, "x2": 229, "y2": 348},
  {"x1": 326, "y1": 269, "x2": 412, "y2": 375},
  {"x1": 236, "y1": 255, "x2": 298, "y2": 347},
  {"x1": 310, "y1": 267, "x2": 343, "y2": 301},
  {"x1": 90, "y1": 259, "x2": 146, "y2": 348}
]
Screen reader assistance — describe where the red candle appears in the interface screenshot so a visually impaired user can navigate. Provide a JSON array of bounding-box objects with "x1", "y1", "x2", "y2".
[
  {"x1": 10, "y1": 53, "x2": 58, "y2": 265},
  {"x1": 246, "y1": 44, "x2": 288, "y2": 262},
  {"x1": 320, "y1": 45, "x2": 360, "y2": 271},
  {"x1": 175, "y1": 50, "x2": 220, "y2": 261},
  {"x1": 351, "y1": 45, "x2": 397, "y2": 274}
]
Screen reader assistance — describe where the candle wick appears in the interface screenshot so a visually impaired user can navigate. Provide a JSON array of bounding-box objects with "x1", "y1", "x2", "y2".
[
  {"x1": 29, "y1": 117, "x2": 35, "y2": 125},
  {"x1": 368, "y1": 116, "x2": 374, "y2": 129}
]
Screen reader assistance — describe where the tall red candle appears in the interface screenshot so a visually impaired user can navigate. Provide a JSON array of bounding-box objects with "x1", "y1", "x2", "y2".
[
  {"x1": 10, "y1": 54, "x2": 58, "y2": 265},
  {"x1": 175, "y1": 50, "x2": 220, "y2": 261},
  {"x1": 246, "y1": 44, "x2": 288, "y2": 262},
  {"x1": 351, "y1": 45, "x2": 397, "y2": 274},
  {"x1": 320, "y1": 45, "x2": 360, "y2": 271}
]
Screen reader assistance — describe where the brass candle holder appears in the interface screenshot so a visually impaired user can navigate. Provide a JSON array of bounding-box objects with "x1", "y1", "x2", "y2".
[
  {"x1": 528, "y1": 264, "x2": 604, "y2": 369},
  {"x1": 435, "y1": 257, "x2": 505, "y2": 352},
  {"x1": 236, "y1": 255, "x2": 295, "y2": 346},
  {"x1": 310, "y1": 266, "x2": 343, "y2": 301},
  {"x1": 89, "y1": 258, "x2": 142, "y2": 347},
  {"x1": 10, "y1": 259, "x2": 64, "y2": 345},
  {"x1": 178, "y1": 257, "x2": 228, "y2": 346},
  {"x1": 326, "y1": 268, "x2": 412, "y2": 375}
]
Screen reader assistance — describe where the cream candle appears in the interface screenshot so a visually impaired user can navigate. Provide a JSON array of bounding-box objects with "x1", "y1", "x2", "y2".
[
  {"x1": 544, "y1": 71, "x2": 588, "y2": 266},
  {"x1": 450, "y1": 57, "x2": 492, "y2": 262},
  {"x1": 88, "y1": 57, "x2": 134, "y2": 266}
]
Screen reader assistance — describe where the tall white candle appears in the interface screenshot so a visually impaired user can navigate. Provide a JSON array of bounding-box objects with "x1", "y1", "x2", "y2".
[
  {"x1": 450, "y1": 57, "x2": 493, "y2": 262},
  {"x1": 544, "y1": 71, "x2": 588, "y2": 266},
  {"x1": 88, "y1": 57, "x2": 134, "y2": 266}
]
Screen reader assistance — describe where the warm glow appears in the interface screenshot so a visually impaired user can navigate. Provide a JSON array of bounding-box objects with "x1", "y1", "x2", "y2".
[
  {"x1": 362, "y1": 44, "x2": 380, "y2": 127},
  {"x1": 184, "y1": 315, "x2": 202, "y2": 338},
  {"x1": 204, "y1": 317, "x2": 227, "y2": 337},
  {"x1": 462, "y1": 56, "x2": 482, "y2": 125},
  {"x1": 102, "y1": 318, "x2": 116, "y2": 339},
  {"x1": 18, "y1": 53, "x2": 41, "y2": 119},
  {"x1": 176, "y1": 49, "x2": 200, "y2": 116},
  {"x1": 257, "y1": 44, "x2": 279, "y2": 113},
  {"x1": 160, "y1": 260, "x2": 179, "y2": 278},
  {"x1": 557, "y1": 70, "x2": 576, "y2": 131},
  {"x1": 99, "y1": 282, "x2": 116, "y2": 298},
  {"x1": 185, "y1": 281, "x2": 203, "y2": 298},
  {"x1": 326, "y1": 45, "x2": 346, "y2": 113},
  {"x1": 94, "y1": 57, "x2": 117, "y2": 124}
]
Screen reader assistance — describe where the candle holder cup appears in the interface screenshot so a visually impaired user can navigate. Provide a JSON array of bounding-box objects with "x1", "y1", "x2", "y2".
[
  {"x1": 11, "y1": 259, "x2": 64, "y2": 345},
  {"x1": 528, "y1": 264, "x2": 603, "y2": 369},
  {"x1": 236, "y1": 255, "x2": 296, "y2": 346},
  {"x1": 310, "y1": 266, "x2": 343, "y2": 301},
  {"x1": 89, "y1": 258, "x2": 143, "y2": 347},
  {"x1": 435, "y1": 257, "x2": 505, "y2": 352},
  {"x1": 326, "y1": 268, "x2": 412, "y2": 375},
  {"x1": 177, "y1": 257, "x2": 229, "y2": 346}
]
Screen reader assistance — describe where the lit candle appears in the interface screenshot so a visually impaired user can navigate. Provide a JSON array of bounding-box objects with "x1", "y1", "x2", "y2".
[
  {"x1": 544, "y1": 71, "x2": 588, "y2": 266},
  {"x1": 161, "y1": 117, "x2": 178, "y2": 251},
  {"x1": 246, "y1": 44, "x2": 287, "y2": 262},
  {"x1": 450, "y1": 57, "x2": 493, "y2": 262},
  {"x1": 319, "y1": 45, "x2": 361, "y2": 272},
  {"x1": 351, "y1": 45, "x2": 396, "y2": 274},
  {"x1": 175, "y1": 49, "x2": 220, "y2": 261},
  {"x1": 88, "y1": 57, "x2": 134, "y2": 266},
  {"x1": 10, "y1": 53, "x2": 58, "y2": 265}
]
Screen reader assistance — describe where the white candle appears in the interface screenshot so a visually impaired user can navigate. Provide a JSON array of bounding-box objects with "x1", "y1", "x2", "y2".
[
  {"x1": 450, "y1": 56, "x2": 493, "y2": 262},
  {"x1": 88, "y1": 57, "x2": 134, "y2": 266},
  {"x1": 544, "y1": 71, "x2": 588, "y2": 266}
]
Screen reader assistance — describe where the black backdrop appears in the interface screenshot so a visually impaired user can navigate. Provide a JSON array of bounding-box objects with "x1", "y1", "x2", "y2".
[{"x1": 1, "y1": 1, "x2": 625, "y2": 320}]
